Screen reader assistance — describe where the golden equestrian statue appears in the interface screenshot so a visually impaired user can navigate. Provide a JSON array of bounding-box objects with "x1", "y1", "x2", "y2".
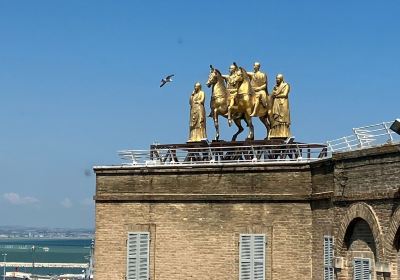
[
  {"x1": 229, "y1": 63, "x2": 270, "y2": 140},
  {"x1": 205, "y1": 62, "x2": 291, "y2": 141},
  {"x1": 206, "y1": 65, "x2": 245, "y2": 141}
]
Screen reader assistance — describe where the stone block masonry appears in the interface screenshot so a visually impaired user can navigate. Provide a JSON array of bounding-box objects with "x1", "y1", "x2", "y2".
[{"x1": 94, "y1": 143, "x2": 400, "y2": 280}]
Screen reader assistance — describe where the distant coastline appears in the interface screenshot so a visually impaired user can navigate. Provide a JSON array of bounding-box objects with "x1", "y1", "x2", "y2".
[
  {"x1": 0, "y1": 237, "x2": 93, "y2": 240},
  {"x1": 0, "y1": 225, "x2": 94, "y2": 240}
]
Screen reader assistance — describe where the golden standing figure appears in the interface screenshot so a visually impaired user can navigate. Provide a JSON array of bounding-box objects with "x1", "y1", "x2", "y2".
[
  {"x1": 222, "y1": 64, "x2": 241, "y2": 126},
  {"x1": 247, "y1": 62, "x2": 269, "y2": 117},
  {"x1": 269, "y1": 74, "x2": 291, "y2": 138},
  {"x1": 188, "y1": 82, "x2": 207, "y2": 142}
]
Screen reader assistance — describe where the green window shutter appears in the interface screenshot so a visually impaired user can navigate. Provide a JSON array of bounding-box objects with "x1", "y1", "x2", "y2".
[
  {"x1": 323, "y1": 236, "x2": 334, "y2": 280},
  {"x1": 361, "y1": 259, "x2": 371, "y2": 280},
  {"x1": 240, "y1": 234, "x2": 265, "y2": 280},
  {"x1": 353, "y1": 258, "x2": 371, "y2": 280},
  {"x1": 253, "y1": 235, "x2": 265, "y2": 280},
  {"x1": 127, "y1": 232, "x2": 149, "y2": 280},
  {"x1": 240, "y1": 235, "x2": 252, "y2": 280}
]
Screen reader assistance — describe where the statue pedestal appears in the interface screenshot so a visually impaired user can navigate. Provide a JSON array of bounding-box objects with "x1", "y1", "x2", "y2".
[
  {"x1": 147, "y1": 139, "x2": 328, "y2": 164},
  {"x1": 152, "y1": 139, "x2": 287, "y2": 150}
]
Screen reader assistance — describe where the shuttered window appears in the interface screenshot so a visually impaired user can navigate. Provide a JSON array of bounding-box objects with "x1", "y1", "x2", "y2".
[
  {"x1": 127, "y1": 232, "x2": 150, "y2": 280},
  {"x1": 324, "y1": 236, "x2": 334, "y2": 280},
  {"x1": 239, "y1": 234, "x2": 266, "y2": 280},
  {"x1": 353, "y1": 258, "x2": 371, "y2": 280}
]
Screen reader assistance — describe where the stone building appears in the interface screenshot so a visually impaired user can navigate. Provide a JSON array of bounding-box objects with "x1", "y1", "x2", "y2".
[{"x1": 94, "y1": 142, "x2": 400, "y2": 280}]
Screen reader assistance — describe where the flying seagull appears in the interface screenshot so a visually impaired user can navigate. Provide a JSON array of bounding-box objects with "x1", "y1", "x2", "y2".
[{"x1": 160, "y1": 74, "x2": 174, "y2": 87}]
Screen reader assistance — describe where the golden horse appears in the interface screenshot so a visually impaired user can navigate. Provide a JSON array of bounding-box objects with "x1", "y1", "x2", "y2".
[
  {"x1": 229, "y1": 66, "x2": 271, "y2": 140},
  {"x1": 206, "y1": 66, "x2": 246, "y2": 141}
]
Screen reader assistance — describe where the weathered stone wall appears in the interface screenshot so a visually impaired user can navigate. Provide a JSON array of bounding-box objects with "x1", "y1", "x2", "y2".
[
  {"x1": 310, "y1": 144, "x2": 400, "y2": 280},
  {"x1": 95, "y1": 164, "x2": 312, "y2": 200},
  {"x1": 310, "y1": 161, "x2": 335, "y2": 280},
  {"x1": 332, "y1": 145, "x2": 400, "y2": 199},
  {"x1": 94, "y1": 143, "x2": 400, "y2": 280}
]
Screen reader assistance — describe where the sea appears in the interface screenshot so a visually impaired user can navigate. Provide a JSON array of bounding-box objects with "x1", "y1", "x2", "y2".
[{"x1": 0, "y1": 239, "x2": 92, "y2": 277}]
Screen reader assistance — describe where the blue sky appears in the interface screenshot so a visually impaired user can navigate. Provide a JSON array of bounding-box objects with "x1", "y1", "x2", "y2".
[{"x1": 0, "y1": 1, "x2": 399, "y2": 228}]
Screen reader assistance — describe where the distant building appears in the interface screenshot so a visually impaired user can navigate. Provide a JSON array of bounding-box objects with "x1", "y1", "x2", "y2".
[{"x1": 94, "y1": 143, "x2": 400, "y2": 280}]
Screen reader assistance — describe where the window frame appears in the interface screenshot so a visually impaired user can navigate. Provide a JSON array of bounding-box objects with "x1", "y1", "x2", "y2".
[
  {"x1": 239, "y1": 233, "x2": 266, "y2": 280},
  {"x1": 126, "y1": 231, "x2": 150, "y2": 280},
  {"x1": 353, "y1": 257, "x2": 371, "y2": 280}
]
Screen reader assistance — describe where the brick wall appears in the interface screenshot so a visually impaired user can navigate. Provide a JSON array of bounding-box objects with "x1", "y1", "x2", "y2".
[
  {"x1": 95, "y1": 164, "x2": 312, "y2": 199},
  {"x1": 312, "y1": 144, "x2": 400, "y2": 280},
  {"x1": 95, "y1": 202, "x2": 312, "y2": 280},
  {"x1": 94, "y1": 143, "x2": 400, "y2": 280}
]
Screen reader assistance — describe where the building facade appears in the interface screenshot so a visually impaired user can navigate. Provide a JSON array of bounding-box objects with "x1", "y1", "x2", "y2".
[{"x1": 94, "y1": 143, "x2": 400, "y2": 280}]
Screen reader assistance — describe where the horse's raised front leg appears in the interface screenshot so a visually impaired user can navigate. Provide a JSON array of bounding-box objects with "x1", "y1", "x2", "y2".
[{"x1": 231, "y1": 118, "x2": 244, "y2": 142}]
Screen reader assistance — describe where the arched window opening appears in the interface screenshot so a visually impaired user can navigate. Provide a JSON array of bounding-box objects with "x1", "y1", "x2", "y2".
[
  {"x1": 343, "y1": 218, "x2": 377, "y2": 256},
  {"x1": 343, "y1": 218, "x2": 376, "y2": 280}
]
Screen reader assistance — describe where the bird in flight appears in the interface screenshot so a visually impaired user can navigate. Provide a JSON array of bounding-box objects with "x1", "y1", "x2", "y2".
[{"x1": 160, "y1": 74, "x2": 174, "y2": 87}]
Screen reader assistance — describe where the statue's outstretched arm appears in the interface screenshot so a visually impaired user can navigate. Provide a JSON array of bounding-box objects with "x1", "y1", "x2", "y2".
[{"x1": 246, "y1": 72, "x2": 254, "y2": 79}]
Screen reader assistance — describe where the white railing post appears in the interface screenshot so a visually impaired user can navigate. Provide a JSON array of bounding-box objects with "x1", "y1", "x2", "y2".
[
  {"x1": 383, "y1": 122, "x2": 394, "y2": 143},
  {"x1": 344, "y1": 136, "x2": 352, "y2": 150},
  {"x1": 353, "y1": 128, "x2": 363, "y2": 148},
  {"x1": 327, "y1": 142, "x2": 333, "y2": 152},
  {"x1": 251, "y1": 146, "x2": 257, "y2": 162}
]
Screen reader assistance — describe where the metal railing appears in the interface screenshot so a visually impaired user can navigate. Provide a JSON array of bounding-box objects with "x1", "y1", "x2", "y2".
[
  {"x1": 116, "y1": 121, "x2": 399, "y2": 166},
  {"x1": 327, "y1": 121, "x2": 400, "y2": 152},
  {"x1": 118, "y1": 143, "x2": 328, "y2": 167}
]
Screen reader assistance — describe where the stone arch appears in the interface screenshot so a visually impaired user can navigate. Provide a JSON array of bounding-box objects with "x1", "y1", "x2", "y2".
[
  {"x1": 386, "y1": 206, "x2": 400, "y2": 250},
  {"x1": 336, "y1": 202, "x2": 385, "y2": 262},
  {"x1": 386, "y1": 206, "x2": 400, "y2": 279}
]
